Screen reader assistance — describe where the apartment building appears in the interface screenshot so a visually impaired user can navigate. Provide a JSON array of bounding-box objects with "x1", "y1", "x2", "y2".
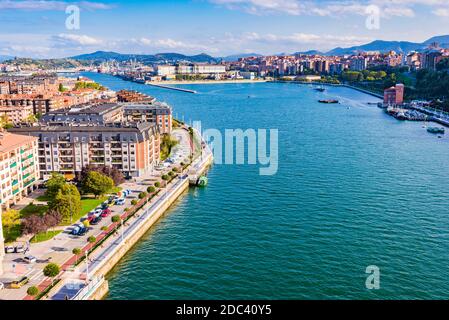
[
  {"x1": 0, "y1": 104, "x2": 34, "y2": 125},
  {"x1": 0, "y1": 131, "x2": 39, "y2": 209},
  {"x1": 122, "y1": 102, "x2": 172, "y2": 134},
  {"x1": 10, "y1": 105, "x2": 161, "y2": 179}
]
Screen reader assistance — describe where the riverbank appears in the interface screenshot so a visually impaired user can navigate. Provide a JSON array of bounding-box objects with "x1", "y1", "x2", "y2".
[
  {"x1": 44, "y1": 132, "x2": 213, "y2": 300},
  {"x1": 147, "y1": 79, "x2": 268, "y2": 85}
]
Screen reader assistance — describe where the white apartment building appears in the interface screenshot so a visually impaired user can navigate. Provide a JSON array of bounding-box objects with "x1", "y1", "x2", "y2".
[{"x1": 0, "y1": 132, "x2": 39, "y2": 209}]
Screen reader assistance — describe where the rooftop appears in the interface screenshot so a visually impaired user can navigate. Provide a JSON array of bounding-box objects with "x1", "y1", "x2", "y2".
[{"x1": 0, "y1": 131, "x2": 37, "y2": 154}]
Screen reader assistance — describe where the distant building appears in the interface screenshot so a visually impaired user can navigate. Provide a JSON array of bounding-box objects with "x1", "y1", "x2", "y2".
[
  {"x1": 422, "y1": 50, "x2": 443, "y2": 70},
  {"x1": 156, "y1": 64, "x2": 226, "y2": 77},
  {"x1": 384, "y1": 84, "x2": 405, "y2": 106},
  {"x1": 239, "y1": 71, "x2": 256, "y2": 80},
  {"x1": 296, "y1": 75, "x2": 322, "y2": 82},
  {"x1": 349, "y1": 57, "x2": 367, "y2": 71},
  {"x1": 0, "y1": 131, "x2": 39, "y2": 209}
]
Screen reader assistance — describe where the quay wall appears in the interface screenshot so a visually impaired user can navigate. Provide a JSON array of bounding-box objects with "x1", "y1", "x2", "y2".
[{"x1": 92, "y1": 178, "x2": 190, "y2": 281}]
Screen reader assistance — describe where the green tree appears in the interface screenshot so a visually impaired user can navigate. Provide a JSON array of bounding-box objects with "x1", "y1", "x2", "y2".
[
  {"x1": 45, "y1": 172, "x2": 66, "y2": 198},
  {"x1": 147, "y1": 186, "x2": 156, "y2": 193},
  {"x1": 72, "y1": 248, "x2": 81, "y2": 264},
  {"x1": 88, "y1": 236, "x2": 96, "y2": 244},
  {"x1": 49, "y1": 184, "x2": 81, "y2": 223},
  {"x1": 81, "y1": 171, "x2": 114, "y2": 198},
  {"x1": 111, "y1": 215, "x2": 120, "y2": 223},
  {"x1": 43, "y1": 263, "x2": 60, "y2": 285},
  {"x1": 2, "y1": 209, "x2": 20, "y2": 237}
]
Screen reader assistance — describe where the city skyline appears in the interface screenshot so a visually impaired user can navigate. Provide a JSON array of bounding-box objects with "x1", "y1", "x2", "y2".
[{"x1": 0, "y1": 0, "x2": 449, "y2": 58}]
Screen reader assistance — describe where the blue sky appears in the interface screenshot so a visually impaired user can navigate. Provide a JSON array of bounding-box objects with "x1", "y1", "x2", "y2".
[{"x1": 0, "y1": 0, "x2": 448, "y2": 58}]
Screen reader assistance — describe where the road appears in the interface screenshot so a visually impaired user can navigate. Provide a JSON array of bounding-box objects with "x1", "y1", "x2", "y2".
[{"x1": 0, "y1": 128, "x2": 192, "y2": 300}]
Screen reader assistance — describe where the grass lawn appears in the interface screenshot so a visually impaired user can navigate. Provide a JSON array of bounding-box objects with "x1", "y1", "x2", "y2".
[
  {"x1": 60, "y1": 196, "x2": 107, "y2": 225},
  {"x1": 36, "y1": 195, "x2": 53, "y2": 202},
  {"x1": 30, "y1": 230, "x2": 62, "y2": 243},
  {"x1": 20, "y1": 204, "x2": 49, "y2": 218}
]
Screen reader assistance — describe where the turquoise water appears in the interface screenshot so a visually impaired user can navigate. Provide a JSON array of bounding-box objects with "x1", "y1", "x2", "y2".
[{"x1": 84, "y1": 73, "x2": 449, "y2": 300}]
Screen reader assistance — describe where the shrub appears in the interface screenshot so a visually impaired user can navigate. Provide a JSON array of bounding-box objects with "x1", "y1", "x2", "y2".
[
  {"x1": 111, "y1": 215, "x2": 120, "y2": 223},
  {"x1": 161, "y1": 175, "x2": 168, "y2": 181},
  {"x1": 172, "y1": 167, "x2": 179, "y2": 173},
  {"x1": 101, "y1": 226, "x2": 108, "y2": 231},
  {"x1": 131, "y1": 200, "x2": 138, "y2": 206},
  {"x1": 27, "y1": 286, "x2": 39, "y2": 296},
  {"x1": 72, "y1": 248, "x2": 81, "y2": 256},
  {"x1": 138, "y1": 192, "x2": 147, "y2": 199},
  {"x1": 43, "y1": 263, "x2": 60, "y2": 278},
  {"x1": 154, "y1": 182, "x2": 160, "y2": 188},
  {"x1": 124, "y1": 208, "x2": 129, "y2": 212},
  {"x1": 168, "y1": 171, "x2": 174, "y2": 177},
  {"x1": 88, "y1": 236, "x2": 96, "y2": 244},
  {"x1": 147, "y1": 186, "x2": 156, "y2": 193}
]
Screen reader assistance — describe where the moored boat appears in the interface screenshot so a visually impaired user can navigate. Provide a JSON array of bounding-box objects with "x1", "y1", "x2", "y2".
[
  {"x1": 318, "y1": 99, "x2": 339, "y2": 104},
  {"x1": 427, "y1": 127, "x2": 445, "y2": 134}
]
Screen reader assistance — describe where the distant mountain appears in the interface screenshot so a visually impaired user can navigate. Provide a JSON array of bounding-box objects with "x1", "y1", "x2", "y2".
[
  {"x1": 323, "y1": 35, "x2": 449, "y2": 56},
  {"x1": 70, "y1": 51, "x2": 219, "y2": 64},
  {"x1": 294, "y1": 50, "x2": 324, "y2": 55},
  {"x1": 0, "y1": 55, "x2": 13, "y2": 62},
  {"x1": 221, "y1": 53, "x2": 262, "y2": 62}
]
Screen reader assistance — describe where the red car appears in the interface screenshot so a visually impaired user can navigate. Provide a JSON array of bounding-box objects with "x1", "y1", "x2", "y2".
[{"x1": 101, "y1": 209, "x2": 111, "y2": 218}]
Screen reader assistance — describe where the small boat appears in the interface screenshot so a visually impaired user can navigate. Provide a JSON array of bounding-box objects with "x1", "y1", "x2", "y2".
[
  {"x1": 427, "y1": 127, "x2": 445, "y2": 134},
  {"x1": 197, "y1": 176, "x2": 208, "y2": 187},
  {"x1": 314, "y1": 86, "x2": 325, "y2": 92},
  {"x1": 318, "y1": 99, "x2": 339, "y2": 104}
]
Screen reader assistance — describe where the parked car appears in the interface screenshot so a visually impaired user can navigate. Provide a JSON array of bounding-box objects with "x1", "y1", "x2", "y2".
[
  {"x1": 0, "y1": 282, "x2": 4, "y2": 290},
  {"x1": 91, "y1": 216, "x2": 102, "y2": 225},
  {"x1": 23, "y1": 256, "x2": 37, "y2": 264},
  {"x1": 15, "y1": 246, "x2": 25, "y2": 253},
  {"x1": 4, "y1": 246, "x2": 15, "y2": 254},
  {"x1": 101, "y1": 202, "x2": 109, "y2": 210},
  {"x1": 94, "y1": 208, "x2": 103, "y2": 216},
  {"x1": 10, "y1": 277, "x2": 29, "y2": 289},
  {"x1": 77, "y1": 227, "x2": 88, "y2": 236},
  {"x1": 115, "y1": 198, "x2": 125, "y2": 205},
  {"x1": 71, "y1": 225, "x2": 81, "y2": 236},
  {"x1": 101, "y1": 209, "x2": 111, "y2": 218}
]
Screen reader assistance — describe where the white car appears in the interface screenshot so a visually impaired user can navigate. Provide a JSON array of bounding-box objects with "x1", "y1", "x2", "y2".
[
  {"x1": 23, "y1": 256, "x2": 37, "y2": 264},
  {"x1": 5, "y1": 246, "x2": 15, "y2": 254}
]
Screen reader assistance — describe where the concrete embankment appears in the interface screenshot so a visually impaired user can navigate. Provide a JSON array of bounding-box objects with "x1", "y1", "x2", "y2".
[
  {"x1": 145, "y1": 83, "x2": 197, "y2": 93},
  {"x1": 84, "y1": 153, "x2": 214, "y2": 300}
]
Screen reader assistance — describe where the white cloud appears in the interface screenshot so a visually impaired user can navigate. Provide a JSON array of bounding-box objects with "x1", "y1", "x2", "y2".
[
  {"x1": 0, "y1": 0, "x2": 112, "y2": 11},
  {"x1": 209, "y1": 0, "x2": 449, "y2": 17},
  {"x1": 432, "y1": 6, "x2": 449, "y2": 16},
  {"x1": 130, "y1": 37, "x2": 217, "y2": 53},
  {"x1": 52, "y1": 33, "x2": 103, "y2": 46}
]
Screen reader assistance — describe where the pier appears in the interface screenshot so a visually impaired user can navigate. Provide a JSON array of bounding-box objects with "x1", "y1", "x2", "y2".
[{"x1": 145, "y1": 83, "x2": 197, "y2": 94}]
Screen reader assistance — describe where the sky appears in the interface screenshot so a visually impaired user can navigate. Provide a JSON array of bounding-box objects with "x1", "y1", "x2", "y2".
[{"x1": 0, "y1": 0, "x2": 448, "y2": 58}]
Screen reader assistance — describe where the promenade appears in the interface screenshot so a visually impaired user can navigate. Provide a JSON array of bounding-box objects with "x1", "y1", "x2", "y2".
[{"x1": 0, "y1": 127, "x2": 212, "y2": 300}]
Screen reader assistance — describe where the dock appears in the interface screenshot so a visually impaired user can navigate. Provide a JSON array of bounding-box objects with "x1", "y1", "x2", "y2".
[{"x1": 146, "y1": 83, "x2": 197, "y2": 94}]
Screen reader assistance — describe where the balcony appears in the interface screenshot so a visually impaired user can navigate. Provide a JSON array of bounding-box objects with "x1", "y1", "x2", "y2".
[
  {"x1": 10, "y1": 162, "x2": 17, "y2": 169},
  {"x1": 12, "y1": 188, "x2": 19, "y2": 195},
  {"x1": 23, "y1": 177, "x2": 36, "y2": 188},
  {"x1": 12, "y1": 179, "x2": 18, "y2": 186}
]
